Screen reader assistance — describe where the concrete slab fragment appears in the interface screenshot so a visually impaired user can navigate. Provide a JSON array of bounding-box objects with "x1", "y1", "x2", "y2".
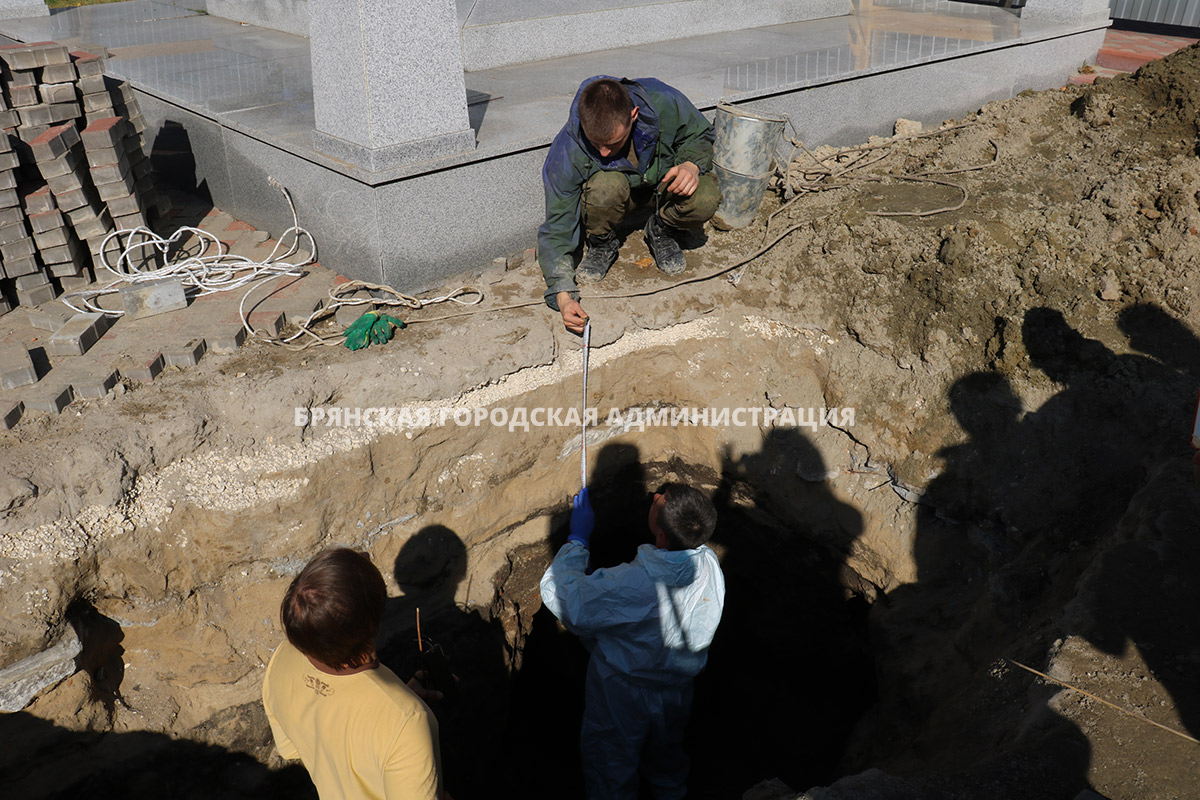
[
  {"x1": 116, "y1": 352, "x2": 165, "y2": 383},
  {"x1": 205, "y1": 324, "x2": 247, "y2": 353},
  {"x1": 16, "y1": 282, "x2": 57, "y2": 306},
  {"x1": 162, "y1": 337, "x2": 206, "y2": 368},
  {"x1": 27, "y1": 303, "x2": 73, "y2": 331},
  {"x1": 68, "y1": 368, "x2": 118, "y2": 399},
  {"x1": 0, "y1": 399, "x2": 21, "y2": 429},
  {"x1": 47, "y1": 312, "x2": 108, "y2": 356},
  {"x1": 0, "y1": 346, "x2": 37, "y2": 389},
  {"x1": 119, "y1": 278, "x2": 187, "y2": 319},
  {"x1": 0, "y1": 628, "x2": 78, "y2": 713},
  {"x1": 21, "y1": 382, "x2": 72, "y2": 414}
]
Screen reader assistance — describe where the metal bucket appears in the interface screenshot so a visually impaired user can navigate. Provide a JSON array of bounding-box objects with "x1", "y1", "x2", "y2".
[
  {"x1": 711, "y1": 164, "x2": 771, "y2": 230},
  {"x1": 711, "y1": 103, "x2": 786, "y2": 230}
]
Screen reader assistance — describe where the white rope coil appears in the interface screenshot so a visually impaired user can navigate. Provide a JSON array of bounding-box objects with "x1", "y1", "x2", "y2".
[
  {"x1": 58, "y1": 179, "x2": 486, "y2": 351},
  {"x1": 62, "y1": 178, "x2": 317, "y2": 317}
]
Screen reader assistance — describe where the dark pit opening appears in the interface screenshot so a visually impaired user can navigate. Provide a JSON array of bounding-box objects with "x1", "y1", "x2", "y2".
[{"x1": 380, "y1": 443, "x2": 879, "y2": 799}]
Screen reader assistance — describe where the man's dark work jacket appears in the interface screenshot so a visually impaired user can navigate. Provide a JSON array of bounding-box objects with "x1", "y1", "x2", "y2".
[{"x1": 537, "y1": 76, "x2": 715, "y2": 309}]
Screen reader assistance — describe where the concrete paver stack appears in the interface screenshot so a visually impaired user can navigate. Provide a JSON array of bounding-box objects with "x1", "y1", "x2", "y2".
[{"x1": 0, "y1": 41, "x2": 163, "y2": 310}]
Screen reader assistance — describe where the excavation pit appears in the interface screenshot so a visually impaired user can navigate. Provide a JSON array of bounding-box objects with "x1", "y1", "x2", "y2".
[{"x1": 1, "y1": 320, "x2": 893, "y2": 799}]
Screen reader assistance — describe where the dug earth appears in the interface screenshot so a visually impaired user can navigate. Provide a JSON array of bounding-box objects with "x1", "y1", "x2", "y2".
[{"x1": 4, "y1": 44, "x2": 1200, "y2": 800}]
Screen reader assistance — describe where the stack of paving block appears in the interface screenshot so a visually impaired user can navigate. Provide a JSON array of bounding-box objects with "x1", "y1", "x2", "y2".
[
  {"x1": 28, "y1": 124, "x2": 98, "y2": 288},
  {"x1": 0, "y1": 40, "x2": 163, "y2": 315},
  {"x1": 0, "y1": 135, "x2": 37, "y2": 311}
]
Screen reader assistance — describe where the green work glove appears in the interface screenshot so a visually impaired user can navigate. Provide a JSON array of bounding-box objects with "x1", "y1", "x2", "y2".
[
  {"x1": 343, "y1": 311, "x2": 377, "y2": 350},
  {"x1": 343, "y1": 311, "x2": 406, "y2": 350},
  {"x1": 371, "y1": 313, "x2": 405, "y2": 345}
]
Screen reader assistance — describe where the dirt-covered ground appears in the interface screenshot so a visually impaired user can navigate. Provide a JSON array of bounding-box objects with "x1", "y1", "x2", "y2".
[{"x1": 4, "y1": 44, "x2": 1200, "y2": 800}]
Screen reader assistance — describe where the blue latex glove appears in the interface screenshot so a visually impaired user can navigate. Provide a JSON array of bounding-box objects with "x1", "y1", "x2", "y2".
[{"x1": 568, "y1": 487, "x2": 595, "y2": 547}]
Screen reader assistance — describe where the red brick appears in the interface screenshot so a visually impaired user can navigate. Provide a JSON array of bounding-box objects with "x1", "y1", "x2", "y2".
[
  {"x1": 225, "y1": 220, "x2": 255, "y2": 232},
  {"x1": 1097, "y1": 49, "x2": 1154, "y2": 72}
]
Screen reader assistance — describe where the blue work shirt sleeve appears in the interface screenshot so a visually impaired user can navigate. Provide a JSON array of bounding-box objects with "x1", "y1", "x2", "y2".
[
  {"x1": 538, "y1": 133, "x2": 588, "y2": 307},
  {"x1": 540, "y1": 542, "x2": 653, "y2": 637}
]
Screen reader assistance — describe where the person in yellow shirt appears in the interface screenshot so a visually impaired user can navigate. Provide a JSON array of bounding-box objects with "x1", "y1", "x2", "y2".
[{"x1": 262, "y1": 548, "x2": 447, "y2": 800}]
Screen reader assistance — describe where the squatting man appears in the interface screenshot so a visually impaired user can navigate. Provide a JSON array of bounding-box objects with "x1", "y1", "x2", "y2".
[{"x1": 539, "y1": 76, "x2": 721, "y2": 333}]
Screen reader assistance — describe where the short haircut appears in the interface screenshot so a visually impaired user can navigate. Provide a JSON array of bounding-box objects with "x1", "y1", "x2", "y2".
[
  {"x1": 657, "y1": 483, "x2": 718, "y2": 550},
  {"x1": 281, "y1": 548, "x2": 387, "y2": 670},
  {"x1": 578, "y1": 78, "x2": 633, "y2": 142}
]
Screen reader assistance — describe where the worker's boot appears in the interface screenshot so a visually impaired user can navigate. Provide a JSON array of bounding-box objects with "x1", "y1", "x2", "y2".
[
  {"x1": 644, "y1": 214, "x2": 686, "y2": 276},
  {"x1": 576, "y1": 232, "x2": 620, "y2": 284}
]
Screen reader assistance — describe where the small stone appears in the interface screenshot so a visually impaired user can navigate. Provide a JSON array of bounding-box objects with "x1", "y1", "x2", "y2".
[
  {"x1": 1099, "y1": 270, "x2": 1121, "y2": 302},
  {"x1": 893, "y1": 118, "x2": 923, "y2": 137}
]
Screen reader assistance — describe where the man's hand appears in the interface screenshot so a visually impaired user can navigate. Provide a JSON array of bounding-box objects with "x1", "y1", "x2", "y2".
[
  {"x1": 568, "y1": 487, "x2": 595, "y2": 547},
  {"x1": 558, "y1": 292, "x2": 589, "y2": 334},
  {"x1": 407, "y1": 671, "x2": 444, "y2": 702},
  {"x1": 661, "y1": 161, "x2": 700, "y2": 197}
]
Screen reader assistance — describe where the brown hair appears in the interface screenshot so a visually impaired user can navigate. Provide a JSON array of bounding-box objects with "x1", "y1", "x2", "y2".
[
  {"x1": 578, "y1": 78, "x2": 633, "y2": 142},
  {"x1": 281, "y1": 548, "x2": 387, "y2": 670},
  {"x1": 657, "y1": 483, "x2": 718, "y2": 550}
]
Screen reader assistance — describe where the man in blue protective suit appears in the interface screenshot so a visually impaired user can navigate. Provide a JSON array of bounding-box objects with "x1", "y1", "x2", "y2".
[{"x1": 540, "y1": 483, "x2": 726, "y2": 799}]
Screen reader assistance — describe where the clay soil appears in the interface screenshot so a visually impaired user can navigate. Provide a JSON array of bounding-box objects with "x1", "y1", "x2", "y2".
[{"x1": 5, "y1": 43, "x2": 1200, "y2": 800}]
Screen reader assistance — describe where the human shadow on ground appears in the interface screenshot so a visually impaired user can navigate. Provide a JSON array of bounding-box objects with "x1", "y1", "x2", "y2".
[
  {"x1": 377, "y1": 524, "x2": 512, "y2": 800},
  {"x1": 875, "y1": 303, "x2": 1200, "y2": 796},
  {"x1": 1065, "y1": 303, "x2": 1200, "y2": 740},
  {"x1": 150, "y1": 119, "x2": 213, "y2": 206},
  {"x1": 877, "y1": 360, "x2": 1092, "y2": 797},
  {"x1": 504, "y1": 435, "x2": 877, "y2": 798},
  {"x1": 0, "y1": 709, "x2": 315, "y2": 799},
  {"x1": 689, "y1": 430, "x2": 875, "y2": 797}
]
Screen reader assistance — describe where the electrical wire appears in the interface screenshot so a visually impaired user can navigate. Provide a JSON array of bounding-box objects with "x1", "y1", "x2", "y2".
[{"x1": 56, "y1": 179, "x2": 486, "y2": 351}]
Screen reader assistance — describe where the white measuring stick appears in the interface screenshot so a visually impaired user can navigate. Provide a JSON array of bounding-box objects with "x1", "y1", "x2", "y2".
[{"x1": 581, "y1": 319, "x2": 591, "y2": 488}]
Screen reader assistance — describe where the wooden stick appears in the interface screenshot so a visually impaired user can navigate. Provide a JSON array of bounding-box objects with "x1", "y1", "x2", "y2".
[
  {"x1": 1009, "y1": 659, "x2": 1200, "y2": 746},
  {"x1": 416, "y1": 607, "x2": 424, "y2": 653}
]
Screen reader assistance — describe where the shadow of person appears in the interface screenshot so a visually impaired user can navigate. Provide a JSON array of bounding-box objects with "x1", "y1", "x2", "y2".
[
  {"x1": 149, "y1": 119, "x2": 212, "y2": 205},
  {"x1": 0, "y1": 710, "x2": 315, "y2": 799},
  {"x1": 586, "y1": 441, "x2": 653, "y2": 570},
  {"x1": 68, "y1": 598, "x2": 127, "y2": 716},
  {"x1": 1017, "y1": 307, "x2": 1151, "y2": 544},
  {"x1": 1058, "y1": 302, "x2": 1200, "y2": 742},
  {"x1": 876, "y1": 362, "x2": 1093, "y2": 797},
  {"x1": 687, "y1": 429, "x2": 874, "y2": 797},
  {"x1": 489, "y1": 442, "x2": 656, "y2": 799},
  {"x1": 1118, "y1": 302, "x2": 1200, "y2": 379},
  {"x1": 886, "y1": 302, "x2": 1190, "y2": 795},
  {"x1": 377, "y1": 525, "x2": 511, "y2": 800}
]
